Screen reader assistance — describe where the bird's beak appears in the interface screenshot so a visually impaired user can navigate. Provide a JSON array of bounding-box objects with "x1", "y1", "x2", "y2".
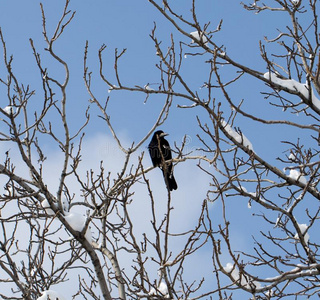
[{"x1": 160, "y1": 132, "x2": 169, "y2": 137}]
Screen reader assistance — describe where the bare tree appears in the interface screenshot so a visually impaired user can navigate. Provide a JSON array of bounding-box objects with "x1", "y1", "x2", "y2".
[
  {"x1": 141, "y1": 0, "x2": 320, "y2": 299},
  {"x1": 0, "y1": 0, "x2": 320, "y2": 299}
]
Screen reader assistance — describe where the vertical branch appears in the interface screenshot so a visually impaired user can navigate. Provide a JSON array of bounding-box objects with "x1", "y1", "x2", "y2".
[{"x1": 40, "y1": 1, "x2": 74, "y2": 202}]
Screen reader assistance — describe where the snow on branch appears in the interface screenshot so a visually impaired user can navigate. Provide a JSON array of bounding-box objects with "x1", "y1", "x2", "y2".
[
  {"x1": 287, "y1": 169, "x2": 307, "y2": 185},
  {"x1": 148, "y1": 281, "x2": 169, "y2": 298},
  {"x1": 190, "y1": 30, "x2": 208, "y2": 45},
  {"x1": 37, "y1": 290, "x2": 66, "y2": 300},
  {"x1": 224, "y1": 262, "x2": 261, "y2": 290},
  {"x1": 294, "y1": 223, "x2": 310, "y2": 244},
  {"x1": 64, "y1": 212, "x2": 92, "y2": 242},
  {"x1": 264, "y1": 72, "x2": 320, "y2": 110},
  {"x1": 2, "y1": 105, "x2": 15, "y2": 115},
  {"x1": 221, "y1": 119, "x2": 254, "y2": 151}
]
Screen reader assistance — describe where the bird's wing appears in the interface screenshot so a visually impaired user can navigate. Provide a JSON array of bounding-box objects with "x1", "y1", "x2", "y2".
[{"x1": 148, "y1": 143, "x2": 160, "y2": 167}]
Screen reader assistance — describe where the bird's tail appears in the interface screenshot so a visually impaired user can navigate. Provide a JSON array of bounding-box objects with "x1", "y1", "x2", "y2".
[{"x1": 162, "y1": 169, "x2": 178, "y2": 191}]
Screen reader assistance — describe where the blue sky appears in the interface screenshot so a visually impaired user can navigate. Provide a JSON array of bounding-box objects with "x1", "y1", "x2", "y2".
[
  {"x1": 0, "y1": 0, "x2": 276, "y2": 142},
  {"x1": 0, "y1": 0, "x2": 281, "y2": 138},
  {"x1": 0, "y1": 0, "x2": 316, "y2": 298}
]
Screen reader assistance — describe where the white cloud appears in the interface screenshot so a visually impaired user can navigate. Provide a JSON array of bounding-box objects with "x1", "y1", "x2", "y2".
[{"x1": 0, "y1": 132, "x2": 215, "y2": 298}]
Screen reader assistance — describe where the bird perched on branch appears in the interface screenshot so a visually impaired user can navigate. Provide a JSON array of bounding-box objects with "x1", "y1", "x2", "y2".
[{"x1": 148, "y1": 130, "x2": 178, "y2": 191}]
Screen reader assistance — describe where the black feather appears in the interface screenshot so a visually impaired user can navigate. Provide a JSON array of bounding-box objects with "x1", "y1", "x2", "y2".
[{"x1": 148, "y1": 130, "x2": 178, "y2": 191}]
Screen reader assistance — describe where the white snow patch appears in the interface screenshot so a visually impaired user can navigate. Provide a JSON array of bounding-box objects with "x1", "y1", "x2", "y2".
[
  {"x1": 264, "y1": 72, "x2": 320, "y2": 110},
  {"x1": 144, "y1": 84, "x2": 155, "y2": 91},
  {"x1": 108, "y1": 85, "x2": 119, "y2": 93},
  {"x1": 294, "y1": 223, "x2": 310, "y2": 243},
  {"x1": 288, "y1": 169, "x2": 307, "y2": 185},
  {"x1": 224, "y1": 262, "x2": 261, "y2": 289},
  {"x1": 265, "y1": 289, "x2": 274, "y2": 297},
  {"x1": 190, "y1": 30, "x2": 208, "y2": 45},
  {"x1": 159, "y1": 281, "x2": 169, "y2": 296},
  {"x1": 239, "y1": 186, "x2": 247, "y2": 193},
  {"x1": 148, "y1": 281, "x2": 169, "y2": 298},
  {"x1": 3, "y1": 106, "x2": 15, "y2": 115},
  {"x1": 221, "y1": 120, "x2": 253, "y2": 151},
  {"x1": 37, "y1": 290, "x2": 66, "y2": 300},
  {"x1": 149, "y1": 287, "x2": 156, "y2": 295},
  {"x1": 239, "y1": 186, "x2": 256, "y2": 199},
  {"x1": 41, "y1": 199, "x2": 56, "y2": 216},
  {"x1": 289, "y1": 152, "x2": 298, "y2": 161},
  {"x1": 64, "y1": 211, "x2": 92, "y2": 242},
  {"x1": 4, "y1": 185, "x2": 14, "y2": 196}
]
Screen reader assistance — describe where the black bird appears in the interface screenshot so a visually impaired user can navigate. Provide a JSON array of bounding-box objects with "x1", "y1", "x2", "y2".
[{"x1": 148, "y1": 130, "x2": 178, "y2": 191}]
